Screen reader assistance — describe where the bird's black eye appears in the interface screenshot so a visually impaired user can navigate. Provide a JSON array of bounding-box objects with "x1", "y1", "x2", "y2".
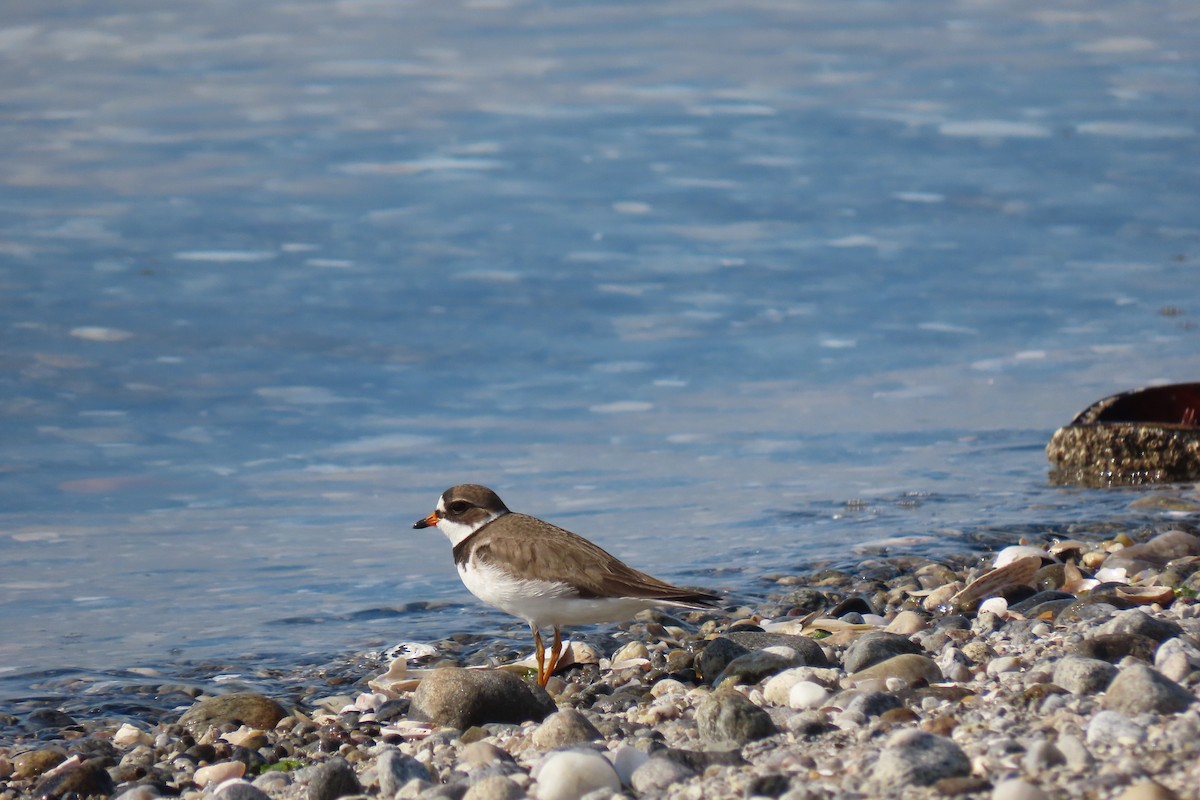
[{"x1": 448, "y1": 500, "x2": 471, "y2": 515}]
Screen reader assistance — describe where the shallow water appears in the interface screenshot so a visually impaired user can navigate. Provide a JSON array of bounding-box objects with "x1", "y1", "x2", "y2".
[{"x1": 1, "y1": 0, "x2": 1198, "y2": 709}]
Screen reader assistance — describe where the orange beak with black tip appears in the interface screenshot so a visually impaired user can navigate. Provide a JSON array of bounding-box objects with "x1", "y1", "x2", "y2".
[{"x1": 413, "y1": 511, "x2": 439, "y2": 529}]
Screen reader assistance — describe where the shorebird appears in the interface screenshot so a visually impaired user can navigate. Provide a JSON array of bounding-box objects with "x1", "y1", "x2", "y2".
[{"x1": 413, "y1": 484, "x2": 719, "y2": 686}]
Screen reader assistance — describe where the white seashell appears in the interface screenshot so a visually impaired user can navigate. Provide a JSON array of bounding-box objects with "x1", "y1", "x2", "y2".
[
  {"x1": 385, "y1": 641, "x2": 440, "y2": 661},
  {"x1": 994, "y1": 545, "x2": 1052, "y2": 569},
  {"x1": 978, "y1": 596, "x2": 1009, "y2": 617},
  {"x1": 380, "y1": 720, "x2": 435, "y2": 739},
  {"x1": 1094, "y1": 566, "x2": 1128, "y2": 583},
  {"x1": 368, "y1": 656, "x2": 416, "y2": 696}
]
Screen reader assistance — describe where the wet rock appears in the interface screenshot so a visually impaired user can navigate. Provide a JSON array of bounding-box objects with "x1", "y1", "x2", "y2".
[
  {"x1": 178, "y1": 693, "x2": 289, "y2": 733},
  {"x1": 695, "y1": 688, "x2": 778, "y2": 746},
  {"x1": 307, "y1": 757, "x2": 361, "y2": 800},
  {"x1": 1052, "y1": 656, "x2": 1118, "y2": 695},
  {"x1": 1107, "y1": 530, "x2": 1200, "y2": 571},
  {"x1": 534, "y1": 750, "x2": 621, "y2": 800},
  {"x1": 531, "y1": 709, "x2": 602, "y2": 750},
  {"x1": 378, "y1": 747, "x2": 432, "y2": 795},
  {"x1": 843, "y1": 632, "x2": 923, "y2": 673},
  {"x1": 871, "y1": 730, "x2": 971, "y2": 787},
  {"x1": 32, "y1": 757, "x2": 115, "y2": 799},
  {"x1": 194, "y1": 760, "x2": 246, "y2": 787},
  {"x1": 1102, "y1": 663, "x2": 1194, "y2": 715},
  {"x1": 25, "y1": 708, "x2": 78, "y2": 730},
  {"x1": 462, "y1": 774, "x2": 523, "y2": 800},
  {"x1": 12, "y1": 746, "x2": 67, "y2": 778},
  {"x1": 1071, "y1": 633, "x2": 1159, "y2": 663},
  {"x1": 848, "y1": 653, "x2": 942, "y2": 687},
  {"x1": 410, "y1": 668, "x2": 555, "y2": 729},
  {"x1": 1009, "y1": 590, "x2": 1075, "y2": 615},
  {"x1": 1095, "y1": 609, "x2": 1183, "y2": 643},
  {"x1": 630, "y1": 756, "x2": 696, "y2": 794}
]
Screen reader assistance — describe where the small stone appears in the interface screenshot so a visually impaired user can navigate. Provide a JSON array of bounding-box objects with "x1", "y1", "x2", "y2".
[
  {"x1": 216, "y1": 782, "x2": 273, "y2": 800},
  {"x1": 1072, "y1": 633, "x2": 1159, "y2": 663},
  {"x1": 1096, "y1": 609, "x2": 1184, "y2": 643},
  {"x1": 1102, "y1": 663, "x2": 1194, "y2": 715},
  {"x1": 12, "y1": 747, "x2": 66, "y2": 778},
  {"x1": 695, "y1": 688, "x2": 778, "y2": 746},
  {"x1": 724, "y1": 631, "x2": 829, "y2": 666},
  {"x1": 32, "y1": 757, "x2": 116, "y2": 799},
  {"x1": 194, "y1": 760, "x2": 246, "y2": 787},
  {"x1": 607, "y1": 744, "x2": 650, "y2": 786},
  {"x1": 630, "y1": 757, "x2": 696, "y2": 794},
  {"x1": 378, "y1": 747, "x2": 432, "y2": 796},
  {"x1": 610, "y1": 641, "x2": 650, "y2": 663},
  {"x1": 535, "y1": 750, "x2": 621, "y2": 800},
  {"x1": 787, "y1": 710, "x2": 837, "y2": 737},
  {"x1": 1155, "y1": 637, "x2": 1200, "y2": 682},
  {"x1": 885, "y1": 611, "x2": 930, "y2": 635},
  {"x1": 698, "y1": 637, "x2": 751, "y2": 682},
  {"x1": 842, "y1": 690, "x2": 903, "y2": 718},
  {"x1": 843, "y1": 632, "x2": 923, "y2": 673},
  {"x1": 410, "y1": 667, "x2": 555, "y2": 729},
  {"x1": 848, "y1": 653, "x2": 943, "y2": 687},
  {"x1": 991, "y1": 778, "x2": 1050, "y2": 800},
  {"x1": 532, "y1": 709, "x2": 602, "y2": 750},
  {"x1": 307, "y1": 757, "x2": 361, "y2": 800},
  {"x1": 1054, "y1": 733, "x2": 1092, "y2": 770},
  {"x1": 986, "y1": 656, "x2": 1022, "y2": 676},
  {"x1": 762, "y1": 667, "x2": 840, "y2": 706},
  {"x1": 713, "y1": 650, "x2": 795, "y2": 687},
  {"x1": 872, "y1": 730, "x2": 971, "y2": 787},
  {"x1": 1052, "y1": 656, "x2": 1118, "y2": 695},
  {"x1": 1116, "y1": 780, "x2": 1181, "y2": 800},
  {"x1": 788, "y1": 681, "x2": 831, "y2": 710},
  {"x1": 1021, "y1": 739, "x2": 1066, "y2": 775},
  {"x1": 1086, "y1": 710, "x2": 1145, "y2": 746},
  {"x1": 178, "y1": 693, "x2": 288, "y2": 733},
  {"x1": 463, "y1": 774, "x2": 524, "y2": 800}
]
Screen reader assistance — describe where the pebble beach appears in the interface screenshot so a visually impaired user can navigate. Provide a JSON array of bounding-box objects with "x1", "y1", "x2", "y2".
[{"x1": 5, "y1": 516, "x2": 1200, "y2": 800}]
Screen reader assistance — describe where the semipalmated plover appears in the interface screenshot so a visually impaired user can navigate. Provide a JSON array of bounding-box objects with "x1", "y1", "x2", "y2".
[{"x1": 413, "y1": 484, "x2": 719, "y2": 686}]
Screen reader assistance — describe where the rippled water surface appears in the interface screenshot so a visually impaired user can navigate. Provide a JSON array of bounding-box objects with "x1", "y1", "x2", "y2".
[{"x1": 2, "y1": 0, "x2": 1198, "y2": 708}]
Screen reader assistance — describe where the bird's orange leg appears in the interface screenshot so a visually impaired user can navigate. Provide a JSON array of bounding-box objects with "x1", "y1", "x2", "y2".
[
  {"x1": 531, "y1": 625, "x2": 547, "y2": 685},
  {"x1": 540, "y1": 626, "x2": 563, "y2": 688}
]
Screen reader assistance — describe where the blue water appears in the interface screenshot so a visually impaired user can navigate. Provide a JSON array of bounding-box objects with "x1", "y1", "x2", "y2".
[{"x1": 1, "y1": 0, "x2": 1198, "y2": 704}]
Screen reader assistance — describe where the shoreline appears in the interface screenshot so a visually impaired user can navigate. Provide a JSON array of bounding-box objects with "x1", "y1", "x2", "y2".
[{"x1": 3, "y1": 522, "x2": 1200, "y2": 800}]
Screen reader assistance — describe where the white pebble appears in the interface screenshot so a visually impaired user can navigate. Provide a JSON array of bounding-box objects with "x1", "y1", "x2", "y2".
[
  {"x1": 605, "y1": 744, "x2": 650, "y2": 786},
  {"x1": 193, "y1": 761, "x2": 245, "y2": 787},
  {"x1": 986, "y1": 656, "x2": 1022, "y2": 676},
  {"x1": 534, "y1": 750, "x2": 621, "y2": 800},
  {"x1": 788, "y1": 681, "x2": 830, "y2": 710},
  {"x1": 112, "y1": 723, "x2": 150, "y2": 747}
]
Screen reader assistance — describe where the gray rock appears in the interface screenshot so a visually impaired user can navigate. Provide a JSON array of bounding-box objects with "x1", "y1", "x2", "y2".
[
  {"x1": 843, "y1": 632, "x2": 922, "y2": 673},
  {"x1": 1071, "y1": 633, "x2": 1159, "y2": 663},
  {"x1": 1102, "y1": 663, "x2": 1194, "y2": 715},
  {"x1": 1021, "y1": 739, "x2": 1065, "y2": 775},
  {"x1": 532, "y1": 709, "x2": 602, "y2": 750},
  {"x1": 379, "y1": 747, "x2": 432, "y2": 796},
  {"x1": 215, "y1": 783, "x2": 273, "y2": 800},
  {"x1": 1086, "y1": 710, "x2": 1145, "y2": 746},
  {"x1": 713, "y1": 650, "x2": 795, "y2": 687},
  {"x1": 307, "y1": 757, "x2": 362, "y2": 800},
  {"x1": 1054, "y1": 733, "x2": 1093, "y2": 770},
  {"x1": 842, "y1": 690, "x2": 903, "y2": 718},
  {"x1": 630, "y1": 757, "x2": 696, "y2": 794},
  {"x1": 695, "y1": 688, "x2": 778, "y2": 746},
  {"x1": 1105, "y1": 530, "x2": 1200, "y2": 571},
  {"x1": 726, "y1": 632, "x2": 829, "y2": 666},
  {"x1": 177, "y1": 693, "x2": 289, "y2": 733},
  {"x1": 1096, "y1": 609, "x2": 1183, "y2": 643},
  {"x1": 872, "y1": 730, "x2": 971, "y2": 787},
  {"x1": 32, "y1": 758, "x2": 115, "y2": 799},
  {"x1": 1052, "y1": 656, "x2": 1118, "y2": 695},
  {"x1": 848, "y1": 653, "x2": 943, "y2": 686},
  {"x1": 410, "y1": 667, "x2": 556, "y2": 729},
  {"x1": 1155, "y1": 637, "x2": 1200, "y2": 682},
  {"x1": 462, "y1": 775, "x2": 523, "y2": 800},
  {"x1": 698, "y1": 637, "x2": 751, "y2": 682}
]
